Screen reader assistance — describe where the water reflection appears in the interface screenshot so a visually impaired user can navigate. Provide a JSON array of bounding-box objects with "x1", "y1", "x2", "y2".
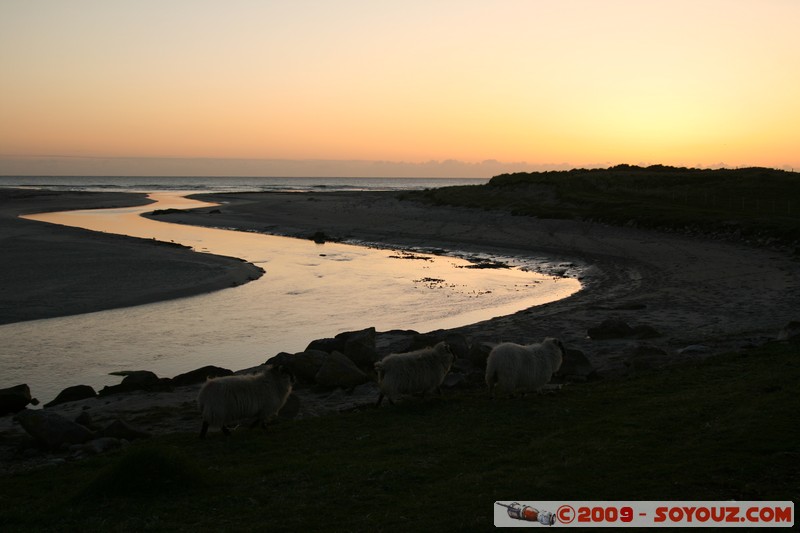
[{"x1": 4, "y1": 193, "x2": 580, "y2": 400}]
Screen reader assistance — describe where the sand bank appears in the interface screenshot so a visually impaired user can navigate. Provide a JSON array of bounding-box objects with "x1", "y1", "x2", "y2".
[
  {"x1": 0, "y1": 189, "x2": 264, "y2": 325},
  {"x1": 155, "y1": 190, "x2": 799, "y2": 368},
  {"x1": 1, "y1": 188, "x2": 798, "y2": 468}
]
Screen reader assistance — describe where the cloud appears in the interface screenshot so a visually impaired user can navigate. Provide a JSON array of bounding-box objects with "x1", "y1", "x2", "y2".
[{"x1": 0, "y1": 156, "x2": 570, "y2": 178}]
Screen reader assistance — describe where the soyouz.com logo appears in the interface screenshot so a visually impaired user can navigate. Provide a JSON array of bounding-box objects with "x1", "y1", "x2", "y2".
[{"x1": 494, "y1": 501, "x2": 794, "y2": 527}]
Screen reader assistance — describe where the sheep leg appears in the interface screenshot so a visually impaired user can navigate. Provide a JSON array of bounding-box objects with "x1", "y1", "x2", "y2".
[
  {"x1": 199, "y1": 421, "x2": 209, "y2": 439},
  {"x1": 376, "y1": 392, "x2": 384, "y2": 407}
]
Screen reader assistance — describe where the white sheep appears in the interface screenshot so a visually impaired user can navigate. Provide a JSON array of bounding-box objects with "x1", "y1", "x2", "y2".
[
  {"x1": 485, "y1": 337, "x2": 565, "y2": 399},
  {"x1": 374, "y1": 341, "x2": 455, "y2": 406},
  {"x1": 197, "y1": 364, "x2": 294, "y2": 438}
]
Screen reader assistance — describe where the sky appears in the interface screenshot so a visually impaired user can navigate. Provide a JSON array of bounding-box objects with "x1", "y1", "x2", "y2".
[{"x1": 1, "y1": 0, "x2": 798, "y2": 177}]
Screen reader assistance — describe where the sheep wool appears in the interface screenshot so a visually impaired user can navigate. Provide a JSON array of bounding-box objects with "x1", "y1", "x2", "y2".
[
  {"x1": 197, "y1": 365, "x2": 293, "y2": 438},
  {"x1": 485, "y1": 337, "x2": 565, "y2": 398},
  {"x1": 374, "y1": 341, "x2": 455, "y2": 406}
]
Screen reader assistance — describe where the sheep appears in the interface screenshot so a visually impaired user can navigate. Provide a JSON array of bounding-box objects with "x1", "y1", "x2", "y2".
[
  {"x1": 374, "y1": 341, "x2": 455, "y2": 406},
  {"x1": 197, "y1": 364, "x2": 294, "y2": 438},
  {"x1": 485, "y1": 337, "x2": 565, "y2": 399}
]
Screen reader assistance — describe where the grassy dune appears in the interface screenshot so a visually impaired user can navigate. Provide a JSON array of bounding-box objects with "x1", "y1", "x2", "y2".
[{"x1": 405, "y1": 165, "x2": 800, "y2": 246}]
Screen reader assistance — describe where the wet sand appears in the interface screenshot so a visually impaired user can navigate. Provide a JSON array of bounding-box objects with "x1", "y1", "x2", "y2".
[
  {"x1": 0, "y1": 189, "x2": 264, "y2": 325},
  {"x1": 1, "y1": 188, "x2": 798, "y2": 467},
  {"x1": 158, "y1": 190, "x2": 800, "y2": 366},
  {"x1": 3, "y1": 186, "x2": 798, "y2": 377}
]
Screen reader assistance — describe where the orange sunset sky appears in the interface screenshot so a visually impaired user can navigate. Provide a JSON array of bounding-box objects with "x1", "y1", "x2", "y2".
[{"x1": 1, "y1": 1, "x2": 798, "y2": 177}]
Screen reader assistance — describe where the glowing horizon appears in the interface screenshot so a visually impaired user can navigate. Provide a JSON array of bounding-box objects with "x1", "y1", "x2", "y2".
[{"x1": 2, "y1": 1, "x2": 798, "y2": 177}]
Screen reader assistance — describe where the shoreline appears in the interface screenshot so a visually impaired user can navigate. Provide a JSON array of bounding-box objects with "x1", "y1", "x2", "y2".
[
  {"x1": 164, "y1": 190, "x2": 799, "y2": 352},
  {"x1": 0, "y1": 188, "x2": 264, "y2": 325},
  {"x1": 4, "y1": 187, "x2": 798, "y2": 378},
  {"x1": 1, "y1": 188, "x2": 798, "y2": 472}
]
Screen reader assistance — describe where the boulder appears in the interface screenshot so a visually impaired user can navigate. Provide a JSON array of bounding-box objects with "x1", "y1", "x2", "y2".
[
  {"x1": 314, "y1": 351, "x2": 368, "y2": 389},
  {"x1": 468, "y1": 341, "x2": 497, "y2": 369},
  {"x1": 777, "y1": 320, "x2": 800, "y2": 342},
  {"x1": 73, "y1": 437, "x2": 123, "y2": 456},
  {"x1": 0, "y1": 384, "x2": 39, "y2": 416},
  {"x1": 99, "y1": 371, "x2": 172, "y2": 396},
  {"x1": 557, "y1": 348, "x2": 597, "y2": 381},
  {"x1": 627, "y1": 343, "x2": 669, "y2": 372},
  {"x1": 284, "y1": 350, "x2": 327, "y2": 384},
  {"x1": 677, "y1": 345, "x2": 712, "y2": 356},
  {"x1": 338, "y1": 327, "x2": 378, "y2": 369},
  {"x1": 441, "y1": 373, "x2": 468, "y2": 389},
  {"x1": 588, "y1": 318, "x2": 634, "y2": 340},
  {"x1": 588, "y1": 319, "x2": 661, "y2": 340},
  {"x1": 171, "y1": 365, "x2": 233, "y2": 387},
  {"x1": 44, "y1": 384, "x2": 97, "y2": 408},
  {"x1": 443, "y1": 332, "x2": 470, "y2": 360},
  {"x1": 306, "y1": 337, "x2": 345, "y2": 354},
  {"x1": 14, "y1": 409, "x2": 94, "y2": 449},
  {"x1": 75, "y1": 410, "x2": 98, "y2": 431},
  {"x1": 407, "y1": 332, "x2": 445, "y2": 352},
  {"x1": 631, "y1": 324, "x2": 662, "y2": 339},
  {"x1": 375, "y1": 329, "x2": 419, "y2": 355},
  {"x1": 97, "y1": 419, "x2": 151, "y2": 441},
  {"x1": 407, "y1": 331, "x2": 470, "y2": 360}
]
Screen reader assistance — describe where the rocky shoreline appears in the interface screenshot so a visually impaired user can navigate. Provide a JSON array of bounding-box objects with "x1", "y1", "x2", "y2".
[{"x1": 2, "y1": 189, "x2": 799, "y2": 474}]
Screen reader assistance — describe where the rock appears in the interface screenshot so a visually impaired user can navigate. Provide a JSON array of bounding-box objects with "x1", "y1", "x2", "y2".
[
  {"x1": 267, "y1": 350, "x2": 327, "y2": 384},
  {"x1": 443, "y1": 333, "x2": 470, "y2": 360},
  {"x1": 631, "y1": 324, "x2": 662, "y2": 339},
  {"x1": 81, "y1": 437, "x2": 122, "y2": 456},
  {"x1": 309, "y1": 231, "x2": 339, "y2": 243},
  {"x1": 99, "y1": 371, "x2": 172, "y2": 396},
  {"x1": 588, "y1": 318, "x2": 634, "y2": 340},
  {"x1": 588, "y1": 319, "x2": 660, "y2": 340},
  {"x1": 557, "y1": 348, "x2": 597, "y2": 381},
  {"x1": 451, "y1": 357, "x2": 475, "y2": 374},
  {"x1": 314, "y1": 351, "x2": 368, "y2": 389},
  {"x1": 441, "y1": 373, "x2": 467, "y2": 389},
  {"x1": 44, "y1": 384, "x2": 97, "y2": 408},
  {"x1": 375, "y1": 329, "x2": 419, "y2": 355},
  {"x1": 171, "y1": 365, "x2": 233, "y2": 387},
  {"x1": 0, "y1": 384, "x2": 39, "y2": 416},
  {"x1": 14, "y1": 409, "x2": 94, "y2": 449},
  {"x1": 407, "y1": 331, "x2": 470, "y2": 360},
  {"x1": 677, "y1": 345, "x2": 712, "y2": 356},
  {"x1": 121, "y1": 370, "x2": 161, "y2": 388},
  {"x1": 306, "y1": 337, "x2": 345, "y2": 354},
  {"x1": 337, "y1": 327, "x2": 378, "y2": 369},
  {"x1": 407, "y1": 333, "x2": 444, "y2": 351},
  {"x1": 777, "y1": 320, "x2": 800, "y2": 342},
  {"x1": 75, "y1": 410, "x2": 98, "y2": 430},
  {"x1": 97, "y1": 419, "x2": 151, "y2": 441},
  {"x1": 627, "y1": 343, "x2": 669, "y2": 372},
  {"x1": 468, "y1": 341, "x2": 496, "y2": 369}
]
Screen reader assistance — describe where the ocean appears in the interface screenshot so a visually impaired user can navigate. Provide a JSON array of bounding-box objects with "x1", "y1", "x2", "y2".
[
  {"x1": 0, "y1": 176, "x2": 581, "y2": 402},
  {"x1": 0, "y1": 175, "x2": 488, "y2": 193}
]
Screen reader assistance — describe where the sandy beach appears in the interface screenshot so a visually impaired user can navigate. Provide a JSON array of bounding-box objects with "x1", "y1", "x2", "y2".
[
  {"x1": 0, "y1": 189, "x2": 264, "y2": 325},
  {"x1": 1, "y1": 188, "x2": 798, "y2": 471},
  {"x1": 159, "y1": 190, "x2": 799, "y2": 362}
]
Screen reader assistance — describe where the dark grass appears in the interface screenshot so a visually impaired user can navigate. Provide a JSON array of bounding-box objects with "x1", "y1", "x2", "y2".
[
  {"x1": 1, "y1": 342, "x2": 797, "y2": 531},
  {"x1": 403, "y1": 165, "x2": 800, "y2": 246}
]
